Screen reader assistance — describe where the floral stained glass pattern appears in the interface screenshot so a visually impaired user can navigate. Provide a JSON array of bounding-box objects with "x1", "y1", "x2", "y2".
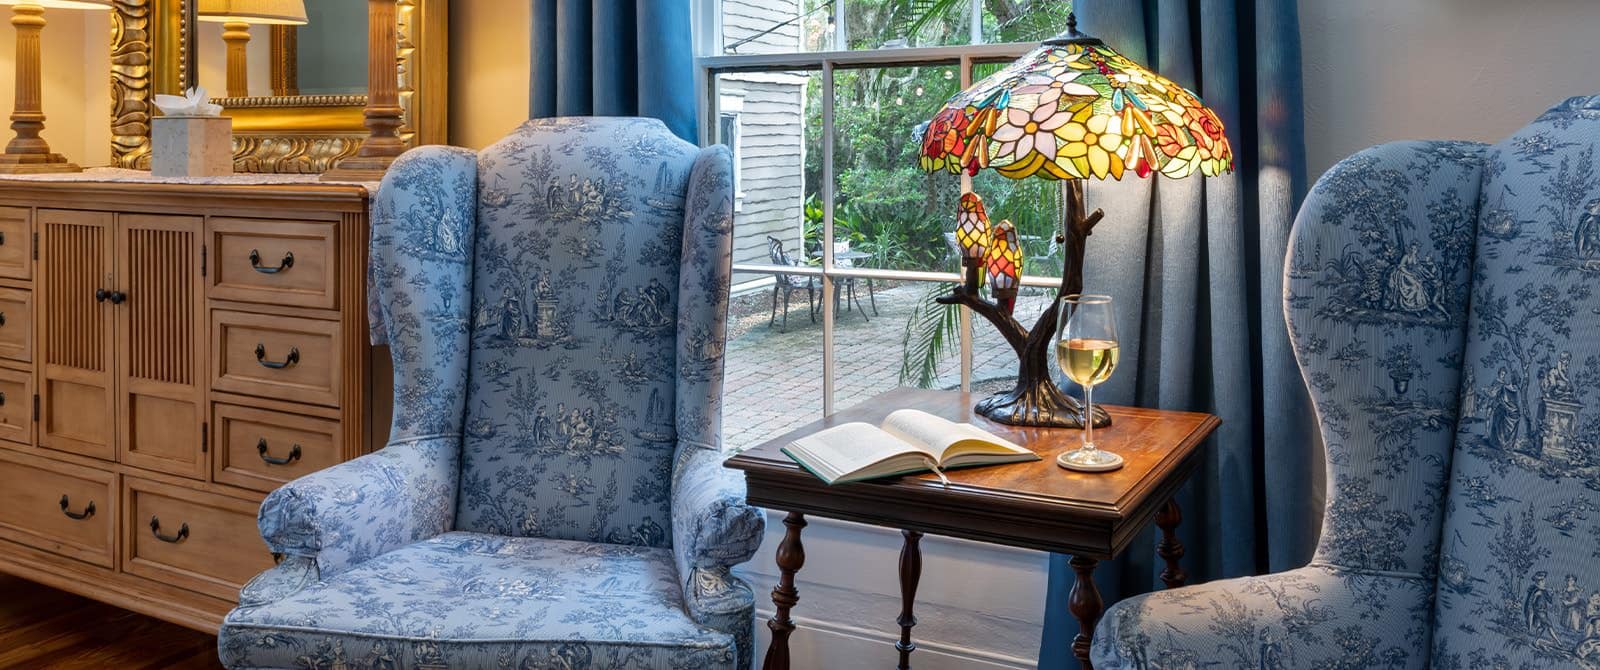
[
  {"x1": 920, "y1": 42, "x2": 1234, "y2": 180},
  {"x1": 956, "y1": 191, "x2": 991, "y2": 261}
]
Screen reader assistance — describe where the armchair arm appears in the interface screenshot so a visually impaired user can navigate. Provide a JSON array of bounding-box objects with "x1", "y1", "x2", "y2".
[
  {"x1": 670, "y1": 446, "x2": 763, "y2": 668},
  {"x1": 257, "y1": 435, "x2": 458, "y2": 580},
  {"x1": 671, "y1": 446, "x2": 765, "y2": 578},
  {"x1": 1091, "y1": 566, "x2": 1432, "y2": 669}
]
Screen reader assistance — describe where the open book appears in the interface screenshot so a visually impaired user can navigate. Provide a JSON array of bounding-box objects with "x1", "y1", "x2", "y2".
[{"x1": 782, "y1": 409, "x2": 1040, "y2": 485}]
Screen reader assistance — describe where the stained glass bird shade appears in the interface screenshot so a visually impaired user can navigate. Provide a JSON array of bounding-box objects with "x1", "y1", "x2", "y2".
[
  {"x1": 920, "y1": 37, "x2": 1233, "y2": 181},
  {"x1": 956, "y1": 192, "x2": 991, "y2": 260},
  {"x1": 985, "y1": 219, "x2": 1022, "y2": 290}
]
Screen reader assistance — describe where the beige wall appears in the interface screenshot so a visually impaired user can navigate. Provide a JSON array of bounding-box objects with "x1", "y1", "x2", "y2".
[
  {"x1": 448, "y1": 0, "x2": 530, "y2": 149},
  {"x1": 1301, "y1": 0, "x2": 1600, "y2": 179}
]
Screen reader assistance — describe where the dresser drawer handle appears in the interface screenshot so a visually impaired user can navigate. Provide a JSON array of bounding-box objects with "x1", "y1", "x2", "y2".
[
  {"x1": 255, "y1": 344, "x2": 300, "y2": 369},
  {"x1": 59, "y1": 495, "x2": 95, "y2": 520},
  {"x1": 249, "y1": 249, "x2": 295, "y2": 274},
  {"x1": 149, "y1": 516, "x2": 189, "y2": 544},
  {"x1": 257, "y1": 438, "x2": 303, "y2": 465},
  {"x1": 0, "y1": 311, "x2": 7, "y2": 326},
  {"x1": 0, "y1": 391, "x2": 6, "y2": 406}
]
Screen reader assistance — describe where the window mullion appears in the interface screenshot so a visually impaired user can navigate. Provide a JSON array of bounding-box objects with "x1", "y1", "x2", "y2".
[
  {"x1": 821, "y1": 59, "x2": 836, "y2": 417},
  {"x1": 958, "y1": 53, "x2": 974, "y2": 392}
]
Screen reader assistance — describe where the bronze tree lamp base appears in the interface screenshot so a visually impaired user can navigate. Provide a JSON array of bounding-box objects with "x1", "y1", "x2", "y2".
[{"x1": 939, "y1": 179, "x2": 1110, "y2": 429}]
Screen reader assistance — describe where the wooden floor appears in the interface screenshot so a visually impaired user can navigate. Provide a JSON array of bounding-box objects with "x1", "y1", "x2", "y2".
[{"x1": 0, "y1": 574, "x2": 221, "y2": 669}]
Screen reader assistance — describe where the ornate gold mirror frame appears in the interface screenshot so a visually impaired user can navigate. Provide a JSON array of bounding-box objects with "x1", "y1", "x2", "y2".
[{"x1": 111, "y1": 0, "x2": 446, "y2": 173}]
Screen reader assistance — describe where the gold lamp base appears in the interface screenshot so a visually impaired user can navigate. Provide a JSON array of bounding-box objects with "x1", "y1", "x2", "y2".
[
  {"x1": 320, "y1": 154, "x2": 395, "y2": 182},
  {"x1": 0, "y1": 151, "x2": 81, "y2": 174}
]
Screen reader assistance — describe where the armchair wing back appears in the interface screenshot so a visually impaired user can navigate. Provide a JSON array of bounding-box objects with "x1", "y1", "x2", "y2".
[
  {"x1": 219, "y1": 118, "x2": 764, "y2": 670},
  {"x1": 455, "y1": 117, "x2": 703, "y2": 546},
  {"x1": 1432, "y1": 95, "x2": 1600, "y2": 664},
  {"x1": 1093, "y1": 95, "x2": 1600, "y2": 669}
]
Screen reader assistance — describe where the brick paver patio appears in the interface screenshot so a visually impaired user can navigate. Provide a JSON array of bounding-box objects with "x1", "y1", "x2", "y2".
[{"x1": 721, "y1": 280, "x2": 1057, "y2": 451}]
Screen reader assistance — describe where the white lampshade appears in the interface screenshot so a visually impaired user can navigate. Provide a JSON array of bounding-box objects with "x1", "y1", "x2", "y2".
[
  {"x1": 0, "y1": 0, "x2": 114, "y2": 9},
  {"x1": 197, "y1": 0, "x2": 306, "y2": 24}
]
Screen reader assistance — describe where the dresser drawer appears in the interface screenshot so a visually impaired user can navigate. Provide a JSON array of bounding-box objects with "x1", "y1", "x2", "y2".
[
  {"x1": 0, "y1": 366, "x2": 33, "y2": 445},
  {"x1": 122, "y1": 476, "x2": 273, "y2": 601},
  {"x1": 0, "y1": 287, "x2": 31, "y2": 363},
  {"x1": 0, "y1": 449, "x2": 115, "y2": 568},
  {"x1": 212, "y1": 403, "x2": 341, "y2": 493},
  {"x1": 208, "y1": 218, "x2": 337, "y2": 309},
  {"x1": 0, "y1": 206, "x2": 30, "y2": 280},
  {"x1": 212, "y1": 310, "x2": 340, "y2": 407}
]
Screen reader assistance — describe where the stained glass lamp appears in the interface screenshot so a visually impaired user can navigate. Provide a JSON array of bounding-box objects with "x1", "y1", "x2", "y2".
[
  {"x1": 955, "y1": 191, "x2": 991, "y2": 286},
  {"x1": 921, "y1": 13, "x2": 1233, "y2": 429},
  {"x1": 985, "y1": 219, "x2": 1022, "y2": 313}
]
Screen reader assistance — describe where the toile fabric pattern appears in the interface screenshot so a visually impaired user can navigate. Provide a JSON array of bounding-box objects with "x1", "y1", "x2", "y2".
[
  {"x1": 1094, "y1": 95, "x2": 1600, "y2": 669},
  {"x1": 219, "y1": 117, "x2": 764, "y2": 670}
]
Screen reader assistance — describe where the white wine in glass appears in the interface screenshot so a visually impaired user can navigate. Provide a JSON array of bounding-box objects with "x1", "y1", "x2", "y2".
[{"x1": 1055, "y1": 295, "x2": 1124, "y2": 471}]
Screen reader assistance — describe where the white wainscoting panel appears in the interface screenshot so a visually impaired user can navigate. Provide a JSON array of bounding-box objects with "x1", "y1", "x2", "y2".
[{"x1": 734, "y1": 510, "x2": 1056, "y2": 669}]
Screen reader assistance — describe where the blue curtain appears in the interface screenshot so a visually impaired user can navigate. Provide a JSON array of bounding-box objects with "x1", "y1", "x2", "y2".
[
  {"x1": 528, "y1": 0, "x2": 698, "y2": 143},
  {"x1": 1037, "y1": 1, "x2": 1315, "y2": 666}
]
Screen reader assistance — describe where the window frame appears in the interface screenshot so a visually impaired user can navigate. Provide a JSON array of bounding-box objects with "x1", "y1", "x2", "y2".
[{"x1": 695, "y1": 1, "x2": 1061, "y2": 419}]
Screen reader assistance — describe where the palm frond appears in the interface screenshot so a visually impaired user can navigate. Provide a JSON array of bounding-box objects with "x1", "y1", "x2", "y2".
[{"x1": 899, "y1": 283, "x2": 963, "y2": 388}]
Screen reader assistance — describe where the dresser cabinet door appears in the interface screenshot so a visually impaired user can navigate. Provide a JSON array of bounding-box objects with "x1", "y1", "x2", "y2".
[
  {"x1": 38, "y1": 210, "x2": 116, "y2": 461},
  {"x1": 115, "y1": 215, "x2": 206, "y2": 479}
]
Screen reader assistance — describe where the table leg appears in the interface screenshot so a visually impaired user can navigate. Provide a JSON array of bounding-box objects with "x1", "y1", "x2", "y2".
[
  {"x1": 763, "y1": 512, "x2": 807, "y2": 670},
  {"x1": 1068, "y1": 555, "x2": 1102, "y2": 670},
  {"x1": 896, "y1": 529, "x2": 924, "y2": 670},
  {"x1": 1155, "y1": 498, "x2": 1187, "y2": 589}
]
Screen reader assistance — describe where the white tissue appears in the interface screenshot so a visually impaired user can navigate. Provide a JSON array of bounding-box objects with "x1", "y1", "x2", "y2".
[{"x1": 154, "y1": 87, "x2": 223, "y2": 117}]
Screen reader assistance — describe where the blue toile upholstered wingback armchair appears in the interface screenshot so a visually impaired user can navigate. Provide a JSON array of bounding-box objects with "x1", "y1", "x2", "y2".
[
  {"x1": 217, "y1": 117, "x2": 766, "y2": 669},
  {"x1": 1093, "y1": 95, "x2": 1600, "y2": 669}
]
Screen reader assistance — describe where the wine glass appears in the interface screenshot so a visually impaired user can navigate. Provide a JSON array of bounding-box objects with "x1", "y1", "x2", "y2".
[{"x1": 1055, "y1": 294, "x2": 1123, "y2": 472}]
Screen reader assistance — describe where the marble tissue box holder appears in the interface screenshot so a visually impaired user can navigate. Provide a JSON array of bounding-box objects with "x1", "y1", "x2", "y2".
[{"x1": 152, "y1": 115, "x2": 235, "y2": 178}]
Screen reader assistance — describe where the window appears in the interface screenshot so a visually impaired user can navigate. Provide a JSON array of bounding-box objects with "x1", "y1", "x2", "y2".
[
  {"x1": 718, "y1": 95, "x2": 747, "y2": 208},
  {"x1": 699, "y1": 0, "x2": 1073, "y2": 452}
]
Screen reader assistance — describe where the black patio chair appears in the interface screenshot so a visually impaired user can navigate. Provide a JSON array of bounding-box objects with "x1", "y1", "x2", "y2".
[{"x1": 767, "y1": 235, "x2": 816, "y2": 332}]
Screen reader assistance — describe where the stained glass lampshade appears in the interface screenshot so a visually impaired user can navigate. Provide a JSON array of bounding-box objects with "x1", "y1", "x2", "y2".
[
  {"x1": 920, "y1": 22, "x2": 1232, "y2": 181},
  {"x1": 956, "y1": 192, "x2": 991, "y2": 262}
]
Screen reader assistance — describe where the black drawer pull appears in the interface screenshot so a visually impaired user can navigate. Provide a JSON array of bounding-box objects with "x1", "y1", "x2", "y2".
[
  {"x1": 59, "y1": 495, "x2": 95, "y2": 520},
  {"x1": 0, "y1": 311, "x2": 8, "y2": 326},
  {"x1": 257, "y1": 438, "x2": 302, "y2": 465},
  {"x1": 0, "y1": 391, "x2": 7, "y2": 406},
  {"x1": 149, "y1": 516, "x2": 189, "y2": 544},
  {"x1": 249, "y1": 249, "x2": 294, "y2": 274},
  {"x1": 95, "y1": 288, "x2": 108, "y2": 303},
  {"x1": 254, "y1": 344, "x2": 300, "y2": 369}
]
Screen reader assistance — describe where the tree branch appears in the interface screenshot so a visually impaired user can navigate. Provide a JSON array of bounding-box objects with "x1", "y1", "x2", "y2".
[{"x1": 936, "y1": 285, "x2": 1029, "y2": 355}]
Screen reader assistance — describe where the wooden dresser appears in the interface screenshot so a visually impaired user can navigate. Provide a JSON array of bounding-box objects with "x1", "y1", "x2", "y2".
[{"x1": 0, "y1": 179, "x2": 389, "y2": 631}]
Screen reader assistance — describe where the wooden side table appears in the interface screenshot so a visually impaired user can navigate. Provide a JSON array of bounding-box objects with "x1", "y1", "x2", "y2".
[{"x1": 725, "y1": 388, "x2": 1219, "y2": 670}]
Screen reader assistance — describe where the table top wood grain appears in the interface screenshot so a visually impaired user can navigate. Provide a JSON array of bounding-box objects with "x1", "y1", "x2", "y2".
[{"x1": 725, "y1": 388, "x2": 1220, "y2": 558}]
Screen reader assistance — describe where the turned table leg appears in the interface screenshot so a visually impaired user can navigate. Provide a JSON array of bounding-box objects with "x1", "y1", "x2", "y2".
[
  {"x1": 1155, "y1": 498, "x2": 1187, "y2": 589},
  {"x1": 1068, "y1": 555, "x2": 1102, "y2": 670},
  {"x1": 763, "y1": 512, "x2": 807, "y2": 670},
  {"x1": 896, "y1": 529, "x2": 924, "y2": 670}
]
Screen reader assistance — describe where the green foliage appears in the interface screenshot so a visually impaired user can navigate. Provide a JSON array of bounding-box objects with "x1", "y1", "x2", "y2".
[
  {"x1": 790, "y1": 0, "x2": 1073, "y2": 378},
  {"x1": 899, "y1": 283, "x2": 964, "y2": 387}
]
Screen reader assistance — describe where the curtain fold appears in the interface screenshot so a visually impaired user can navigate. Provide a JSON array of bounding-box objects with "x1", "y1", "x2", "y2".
[
  {"x1": 1037, "y1": 1, "x2": 1315, "y2": 667},
  {"x1": 528, "y1": 0, "x2": 698, "y2": 143}
]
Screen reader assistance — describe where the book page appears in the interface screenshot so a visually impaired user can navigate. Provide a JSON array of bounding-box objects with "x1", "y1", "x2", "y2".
[
  {"x1": 881, "y1": 409, "x2": 1030, "y2": 464},
  {"x1": 787, "y1": 422, "x2": 929, "y2": 481}
]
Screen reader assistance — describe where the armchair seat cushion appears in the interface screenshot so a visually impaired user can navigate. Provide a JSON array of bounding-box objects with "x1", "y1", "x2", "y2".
[
  {"x1": 219, "y1": 532, "x2": 737, "y2": 669},
  {"x1": 1092, "y1": 566, "x2": 1433, "y2": 670}
]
